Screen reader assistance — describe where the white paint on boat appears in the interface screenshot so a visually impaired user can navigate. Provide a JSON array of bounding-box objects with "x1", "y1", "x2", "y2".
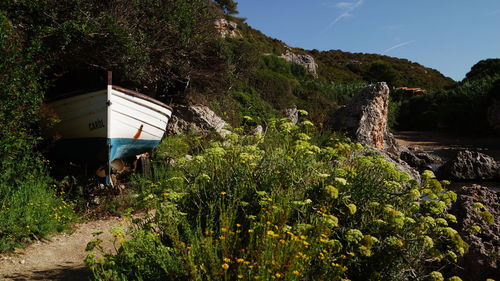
[{"x1": 46, "y1": 86, "x2": 172, "y2": 161}]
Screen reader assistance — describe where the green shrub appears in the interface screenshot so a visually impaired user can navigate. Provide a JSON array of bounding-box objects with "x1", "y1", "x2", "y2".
[
  {"x1": 0, "y1": 11, "x2": 74, "y2": 251},
  {"x1": 252, "y1": 69, "x2": 298, "y2": 109},
  {"x1": 88, "y1": 117, "x2": 465, "y2": 280},
  {"x1": 231, "y1": 90, "x2": 278, "y2": 124}
]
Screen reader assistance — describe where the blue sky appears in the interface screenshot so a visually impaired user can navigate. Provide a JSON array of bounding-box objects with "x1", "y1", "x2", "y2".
[{"x1": 236, "y1": 0, "x2": 500, "y2": 81}]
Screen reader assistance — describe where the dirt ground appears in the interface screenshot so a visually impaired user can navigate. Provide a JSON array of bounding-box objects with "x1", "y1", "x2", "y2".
[
  {"x1": 395, "y1": 131, "x2": 500, "y2": 150},
  {"x1": 0, "y1": 217, "x2": 125, "y2": 281}
]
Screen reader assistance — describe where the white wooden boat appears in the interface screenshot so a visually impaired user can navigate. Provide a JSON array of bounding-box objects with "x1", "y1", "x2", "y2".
[{"x1": 45, "y1": 73, "x2": 172, "y2": 181}]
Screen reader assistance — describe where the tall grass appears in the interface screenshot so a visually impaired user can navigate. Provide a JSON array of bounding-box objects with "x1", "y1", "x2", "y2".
[{"x1": 88, "y1": 117, "x2": 466, "y2": 281}]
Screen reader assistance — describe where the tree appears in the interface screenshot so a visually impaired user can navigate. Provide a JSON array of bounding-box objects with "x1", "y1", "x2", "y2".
[
  {"x1": 364, "y1": 60, "x2": 402, "y2": 87},
  {"x1": 3, "y1": 0, "x2": 228, "y2": 100},
  {"x1": 465, "y1": 59, "x2": 500, "y2": 81}
]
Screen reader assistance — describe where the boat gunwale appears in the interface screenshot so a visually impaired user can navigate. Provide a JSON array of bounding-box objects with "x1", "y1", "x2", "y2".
[
  {"x1": 45, "y1": 85, "x2": 173, "y2": 112},
  {"x1": 111, "y1": 85, "x2": 172, "y2": 111}
]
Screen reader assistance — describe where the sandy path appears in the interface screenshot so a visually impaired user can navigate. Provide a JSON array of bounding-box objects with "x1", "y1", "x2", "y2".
[{"x1": 0, "y1": 217, "x2": 125, "y2": 281}]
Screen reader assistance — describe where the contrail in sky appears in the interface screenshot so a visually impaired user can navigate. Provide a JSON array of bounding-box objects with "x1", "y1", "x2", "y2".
[
  {"x1": 382, "y1": 40, "x2": 416, "y2": 54},
  {"x1": 328, "y1": 0, "x2": 364, "y2": 28}
]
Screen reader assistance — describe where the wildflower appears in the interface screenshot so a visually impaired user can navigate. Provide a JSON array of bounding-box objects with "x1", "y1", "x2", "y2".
[
  {"x1": 300, "y1": 120, "x2": 314, "y2": 127},
  {"x1": 345, "y1": 229, "x2": 363, "y2": 244},
  {"x1": 236, "y1": 258, "x2": 244, "y2": 263},
  {"x1": 292, "y1": 270, "x2": 300, "y2": 276},
  {"x1": 220, "y1": 191, "x2": 227, "y2": 195},
  {"x1": 436, "y1": 218, "x2": 448, "y2": 226},
  {"x1": 223, "y1": 257, "x2": 231, "y2": 263},
  {"x1": 248, "y1": 229, "x2": 254, "y2": 233},
  {"x1": 219, "y1": 235, "x2": 225, "y2": 240},
  {"x1": 297, "y1": 109, "x2": 308, "y2": 116},
  {"x1": 347, "y1": 203, "x2": 357, "y2": 215},
  {"x1": 422, "y1": 170, "x2": 436, "y2": 180},
  {"x1": 324, "y1": 185, "x2": 339, "y2": 199},
  {"x1": 236, "y1": 223, "x2": 241, "y2": 227},
  {"x1": 238, "y1": 274, "x2": 244, "y2": 279},
  {"x1": 472, "y1": 202, "x2": 484, "y2": 209},
  {"x1": 221, "y1": 263, "x2": 229, "y2": 270},
  {"x1": 221, "y1": 227, "x2": 228, "y2": 233},
  {"x1": 318, "y1": 173, "x2": 330, "y2": 179},
  {"x1": 445, "y1": 214, "x2": 457, "y2": 223},
  {"x1": 429, "y1": 271, "x2": 444, "y2": 281},
  {"x1": 335, "y1": 177, "x2": 347, "y2": 185}
]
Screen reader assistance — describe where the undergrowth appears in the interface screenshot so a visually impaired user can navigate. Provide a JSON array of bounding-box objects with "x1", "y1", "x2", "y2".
[{"x1": 87, "y1": 115, "x2": 467, "y2": 281}]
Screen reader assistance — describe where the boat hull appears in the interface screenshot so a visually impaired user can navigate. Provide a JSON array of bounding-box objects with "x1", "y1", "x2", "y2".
[{"x1": 46, "y1": 86, "x2": 172, "y2": 165}]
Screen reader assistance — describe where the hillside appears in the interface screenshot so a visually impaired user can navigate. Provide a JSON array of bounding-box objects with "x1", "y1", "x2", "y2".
[
  {"x1": 233, "y1": 19, "x2": 455, "y2": 89},
  {"x1": 198, "y1": 18, "x2": 456, "y2": 125}
]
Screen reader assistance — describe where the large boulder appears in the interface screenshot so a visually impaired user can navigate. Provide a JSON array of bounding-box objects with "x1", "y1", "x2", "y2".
[
  {"x1": 280, "y1": 50, "x2": 318, "y2": 78},
  {"x1": 166, "y1": 104, "x2": 231, "y2": 137},
  {"x1": 446, "y1": 185, "x2": 499, "y2": 281},
  {"x1": 329, "y1": 82, "x2": 400, "y2": 155},
  {"x1": 438, "y1": 150, "x2": 499, "y2": 180},
  {"x1": 400, "y1": 147, "x2": 444, "y2": 173}
]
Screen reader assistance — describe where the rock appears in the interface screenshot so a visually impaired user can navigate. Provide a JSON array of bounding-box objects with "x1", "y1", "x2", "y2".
[
  {"x1": 283, "y1": 107, "x2": 299, "y2": 124},
  {"x1": 214, "y1": 19, "x2": 241, "y2": 38},
  {"x1": 280, "y1": 50, "x2": 318, "y2": 78},
  {"x1": 438, "y1": 150, "x2": 499, "y2": 180},
  {"x1": 488, "y1": 99, "x2": 500, "y2": 133},
  {"x1": 329, "y1": 82, "x2": 400, "y2": 155},
  {"x1": 446, "y1": 185, "x2": 499, "y2": 281},
  {"x1": 166, "y1": 104, "x2": 231, "y2": 137},
  {"x1": 400, "y1": 147, "x2": 444, "y2": 173},
  {"x1": 251, "y1": 125, "x2": 263, "y2": 136}
]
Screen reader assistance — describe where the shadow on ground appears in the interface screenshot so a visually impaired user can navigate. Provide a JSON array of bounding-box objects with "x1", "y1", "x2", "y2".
[{"x1": 2, "y1": 264, "x2": 90, "y2": 281}]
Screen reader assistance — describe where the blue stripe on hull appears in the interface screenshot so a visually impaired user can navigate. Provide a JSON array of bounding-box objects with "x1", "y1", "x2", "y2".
[
  {"x1": 53, "y1": 138, "x2": 161, "y2": 162},
  {"x1": 109, "y1": 138, "x2": 161, "y2": 162}
]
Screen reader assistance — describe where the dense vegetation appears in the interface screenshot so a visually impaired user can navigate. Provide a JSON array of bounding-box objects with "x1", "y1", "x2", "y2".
[
  {"x1": 393, "y1": 59, "x2": 500, "y2": 134},
  {"x1": 87, "y1": 118, "x2": 467, "y2": 280},
  {"x1": 0, "y1": 3, "x2": 497, "y2": 280},
  {"x1": 0, "y1": 11, "x2": 74, "y2": 251}
]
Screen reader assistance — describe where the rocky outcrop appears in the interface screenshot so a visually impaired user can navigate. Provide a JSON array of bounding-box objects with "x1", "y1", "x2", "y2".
[
  {"x1": 400, "y1": 147, "x2": 444, "y2": 173},
  {"x1": 214, "y1": 19, "x2": 241, "y2": 38},
  {"x1": 446, "y1": 185, "x2": 499, "y2": 281},
  {"x1": 283, "y1": 107, "x2": 299, "y2": 124},
  {"x1": 438, "y1": 150, "x2": 499, "y2": 180},
  {"x1": 166, "y1": 104, "x2": 231, "y2": 137},
  {"x1": 488, "y1": 100, "x2": 500, "y2": 133},
  {"x1": 329, "y1": 82, "x2": 400, "y2": 155},
  {"x1": 280, "y1": 50, "x2": 318, "y2": 78}
]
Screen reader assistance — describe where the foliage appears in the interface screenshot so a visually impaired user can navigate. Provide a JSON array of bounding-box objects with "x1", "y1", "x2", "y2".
[
  {"x1": 363, "y1": 60, "x2": 402, "y2": 88},
  {"x1": 465, "y1": 59, "x2": 500, "y2": 81},
  {"x1": 87, "y1": 117, "x2": 465, "y2": 280},
  {"x1": 313, "y1": 49, "x2": 455, "y2": 91},
  {"x1": 396, "y1": 73, "x2": 499, "y2": 133},
  {"x1": 3, "y1": 0, "x2": 224, "y2": 97},
  {"x1": 0, "y1": 12, "x2": 74, "y2": 251}
]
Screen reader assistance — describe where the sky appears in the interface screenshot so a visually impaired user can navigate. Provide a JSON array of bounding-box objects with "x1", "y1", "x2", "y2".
[{"x1": 236, "y1": 0, "x2": 500, "y2": 81}]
